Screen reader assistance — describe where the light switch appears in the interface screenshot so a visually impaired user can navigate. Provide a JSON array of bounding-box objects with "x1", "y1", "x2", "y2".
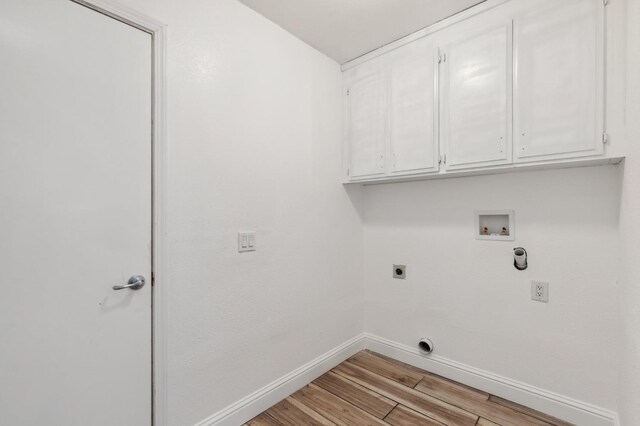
[{"x1": 238, "y1": 232, "x2": 256, "y2": 252}]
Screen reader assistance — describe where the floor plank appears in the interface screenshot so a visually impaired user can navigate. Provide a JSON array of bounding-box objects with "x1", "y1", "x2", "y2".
[
  {"x1": 333, "y1": 361, "x2": 478, "y2": 426},
  {"x1": 488, "y1": 395, "x2": 574, "y2": 426},
  {"x1": 266, "y1": 397, "x2": 335, "y2": 426},
  {"x1": 414, "y1": 377, "x2": 554, "y2": 426},
  {"x1": 313, "y1": 371, "x2": 397, "y2": 419},
  {"x1": 414, "y1": 373, "x2": 489, "y2": 404},
  {"x1": 449, "y1": 396, "x2": 555, "y2": 426},
  {"x1": 249, "y1": 351, "x2": 573, "y2": 426},
  {"x1": 477, "y1": 418, "x2": 501, "y2": 426},
  {"x1": 363, "y1": 350, "x2": 434, "y2": 377},
  {"x1": 244, "y1": 412, "x2": 281, "y2": 426},
  {"x1": 384, "y1": 405, "x2": 445, "y2": 426},
  {"x1": 349, "y1": 351, "x2": 423, "y2": 387},
  {"x1": 291, "y1": 383, "x2": 388, "y2": 426}
]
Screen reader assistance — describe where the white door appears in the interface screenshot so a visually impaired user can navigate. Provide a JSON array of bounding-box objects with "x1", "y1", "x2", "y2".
[
  {"x1": 441, "y1": 22, "x2": 512, "y2": 170},
  {"x1": 345, "y1": 60, "x2": 386, "y2": 179},
  {"x1": 514, "y1": 0, "x2": 603, "y2": 162},
  {"x1": 388, "y1": 37, "x2": 439, "y2": 175},
  {"x1": 0, "y1": 1, "x2": 152, "y2": 425}
]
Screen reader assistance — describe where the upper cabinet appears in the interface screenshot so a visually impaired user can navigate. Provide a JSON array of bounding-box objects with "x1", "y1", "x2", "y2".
[
  {"x1": 345, "y1": 59, "x2": 386, "y2": 179},
  {"x1": 343, "y1": 37, "x2": 439, "y2": 180},
  {"x1": 388, "y1": 38, "x2": 439, "y2": 175},
  {"x1": 441, "y1": 21, "x2": 512, "y2": 170},
  {"x1": 343, "y1": 0, "x2": 618, "y2": 184},
  {"x1": 514, "y1": 0, "x2": 603, "y2": 162}
]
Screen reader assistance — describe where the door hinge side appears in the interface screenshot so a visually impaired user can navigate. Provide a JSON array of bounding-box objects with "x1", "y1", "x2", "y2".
[
  {"x1": 604, "y1": 0, "x2": 609, "y2": 6},
  {"x1": 602, "y1": 132, "x2": 609, "y2": 144},
  {"x1": 346, "y1": 89, "x2": 350, "y2": 96}
]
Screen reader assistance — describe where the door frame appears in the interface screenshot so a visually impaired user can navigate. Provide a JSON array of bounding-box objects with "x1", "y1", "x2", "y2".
[{"x1": 69, "y1": 1, "x2": 167, "y2": 425}]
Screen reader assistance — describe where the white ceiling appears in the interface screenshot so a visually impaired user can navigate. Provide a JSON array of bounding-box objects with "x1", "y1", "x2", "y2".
[{"x1": 238, "y1": 0, "x2": 486, "y2": 64}]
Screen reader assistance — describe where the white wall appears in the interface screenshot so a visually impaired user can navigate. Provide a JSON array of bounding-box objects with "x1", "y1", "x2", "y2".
[
  {"x1": 120, "y1": 1, "x2": 363, "y2": 425},
  {"x1": 356, "y1": 0, "x2": 630, "y2": 416},
  {"x1": 111, "y1": 0, "x2": 633, "y2": 424},
  {"x1": 618, "y1": 0, "x2": 640, "y2": 423},
  {"x1": 363, "y1": 166, "x2": 620, "y2": 410}
]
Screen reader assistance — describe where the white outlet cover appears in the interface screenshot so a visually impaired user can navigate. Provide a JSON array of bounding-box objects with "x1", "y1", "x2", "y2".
[{"x1": 531, "y1": 281, "x2": 549, "y2": 303}]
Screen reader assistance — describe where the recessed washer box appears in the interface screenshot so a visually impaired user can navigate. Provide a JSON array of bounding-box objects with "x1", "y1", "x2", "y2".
[{"x1": 474, "y1": 210, "x2": 515, "y2": 241}]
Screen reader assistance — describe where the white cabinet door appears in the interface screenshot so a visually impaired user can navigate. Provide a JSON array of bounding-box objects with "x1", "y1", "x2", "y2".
[
  {"x1": 388, "y1": 38, "x2": 439, "y2": 174},
  {"x1": 514, "y1": 0, "x2": 603, "y2": 162},
  {"x1": 441, "y1": 23, "x2": 512, "y2": 170},
  {"x1": 346, "y1": 66, "x2": 386, "y2": 178}
]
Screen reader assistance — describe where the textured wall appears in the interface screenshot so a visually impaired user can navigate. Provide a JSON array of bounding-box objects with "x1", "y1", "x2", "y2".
[
  {"x1": 618, "y1": 0, "x2": 640, "y2": 423},
  {"x1": 113, "y1": 0, "x2": 635, "y2": 424},
  {"x1": 122, "y1": 1, "x2": 363, "y2": 425},
  {"x1": 363, "y1": 166, "x2": 621, "y2": 410}
]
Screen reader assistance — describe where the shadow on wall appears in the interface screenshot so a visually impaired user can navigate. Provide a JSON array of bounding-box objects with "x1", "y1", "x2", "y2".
[
  {"x1": 343, "y1": 183, "x2": 365, "y2": 222},
  {"x1": 361, "y1": 165, "x2": 621, "y2": 229}
]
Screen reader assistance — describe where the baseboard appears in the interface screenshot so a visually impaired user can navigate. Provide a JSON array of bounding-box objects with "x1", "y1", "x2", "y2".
[
  {"x1": 194, "y1": 333, "x2": 367, "y2": 426},
  {"x1": 193, "y1": 332, "x2": 619, "y2": 426},
  {"x1": 613, "y1": 413, "x2": 621, "y2": 426},
  {"x1": 363, "y1": 333, "x2": 619, "y2": 426}
]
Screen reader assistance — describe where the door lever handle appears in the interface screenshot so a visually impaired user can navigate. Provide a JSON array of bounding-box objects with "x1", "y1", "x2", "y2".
[{"x1": 113, "y1": 275, "x2": 145, "y2": 291}]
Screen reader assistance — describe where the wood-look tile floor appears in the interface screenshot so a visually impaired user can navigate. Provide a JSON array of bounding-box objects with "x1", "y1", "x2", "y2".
[{"x1": 246, "y1": 350, "x2": 573, "y2": 426}]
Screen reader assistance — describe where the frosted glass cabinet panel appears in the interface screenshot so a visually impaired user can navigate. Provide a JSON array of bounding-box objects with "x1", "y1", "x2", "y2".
[
  {"x1": 388, "y1": 38, "x2": 439, "y2": 174},
  {"x1": 441, "y1": 23, "x2": 512, "y2": 170},
  {"x1": 514, "y1": 0, "x2": 603, "y2": 162},
  {"x1": 346, "y1": 70, "x2": 386, "y2": 178}
]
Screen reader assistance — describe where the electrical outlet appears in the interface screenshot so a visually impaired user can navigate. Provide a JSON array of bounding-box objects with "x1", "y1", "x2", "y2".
[
  {"x1": 393, "y1": 264, "x2": 406, "y2": 279},
  {"x1": 531, "y1": 281, "x2": 549, "y2": 303}
]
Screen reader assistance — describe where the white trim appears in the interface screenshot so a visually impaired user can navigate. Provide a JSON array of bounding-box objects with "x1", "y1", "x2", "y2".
[
  {"x1": 71, "y1": 0, "x2": 165, "y2": 34},
  {"x1": 150, "y1": 19, "x2": 168, "y2": 426},
  {"x1": 344, "y1": 156, "x2": 624, "y2": 185},
  {"x1": 69, "y1": 2, "x2": 168, "y2": 426},
  {"x1": 364, "y1": 333, "x2": 619, "y2": 426},
  {"x1": 613, "y1": 413, "x2": 621, "y2": 426},
  {"x1": 194, "y1": 334, "x2": 367, "y2": 426},
  {"x1": 341, "y1": 0, "x2": 510, "y2": 71},
  {"x1": 191, "y1": 332, "x2": 618, "y2": 426}
]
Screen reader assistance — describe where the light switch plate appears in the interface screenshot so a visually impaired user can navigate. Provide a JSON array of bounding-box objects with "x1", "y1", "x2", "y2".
[{"x1": 238, "y1": 232, "x2": 256, "y2": 252}]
